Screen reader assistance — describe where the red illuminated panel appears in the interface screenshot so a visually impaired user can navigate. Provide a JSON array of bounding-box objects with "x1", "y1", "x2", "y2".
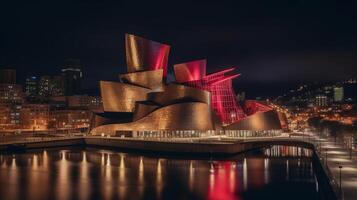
[
  {"x1": 125, "y1": 33, "x2": 170, "y2": 77},
  {"x1": 174, "y1": 59, "x2": 207, "y2": 82},
  {"x1": 204, "y1": 67, "x2": 235, "y2": 80},
  {"x1": 243, "y1": 100, "x2": 272, "y2": 116},
  {"x1": 209, "y1": 79, "x2": 246, "y2": 125},
  {"x1": 185, "y1": 68, "x2": 246, "y2": 125}
]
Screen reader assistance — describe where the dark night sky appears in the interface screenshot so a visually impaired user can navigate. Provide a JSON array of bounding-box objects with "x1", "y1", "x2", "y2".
[{"x1": 1, "y1": 1, "x2": 357, "y2": 97}]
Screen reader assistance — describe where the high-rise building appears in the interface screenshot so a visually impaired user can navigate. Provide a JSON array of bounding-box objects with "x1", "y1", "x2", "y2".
[
  {"x1": 38, "y1": 75, "x2": 51, "y2": 97},
  {"x1": 25, "y1": 76, "x2": 38, "y2": 97},
  {"x1": 0, "y1": 84, "x2": 23, "y2": 104},
  {"x1": 0, "y1": 69, "x2": 16, "y2": 84},
  {"x1": 61, "y1": 59, "x2": 82, "y2": 95},
  {"x1": 333, "y1": 86, "x2": 344, "y2": 102},
  {"x1": 51, "y1": 75, "x2": 65, "y2": 96},
  {"x1": 315, "y1": 95, "x2": 328, "y2": 107},
  {"x1": 0, "y1": 69, "x2": 22, "y2": 104}
]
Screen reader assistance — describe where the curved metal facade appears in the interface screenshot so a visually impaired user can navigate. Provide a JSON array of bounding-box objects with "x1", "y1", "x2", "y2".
[
  {"x1": 91, "y1": 34, "x2": 283, "y2": 135},
  {"x1": 147, "y1": 84, "x2": 210, "y2": 106},
  {"x1": 100, "y1": 81, "x2": 151, "y2": 112},
  {"x1": 125, "y1": 34, "x2": 170, "y2": 77},
  {"x1": 174, "y1": 59, "x2": 207, "y2": 83},
  {"x1": 91, "y1": 102, "x2": 214, "y2": 135},
  {"x1": 224, "y1": 110, "x2": 282, "y2": 131},
  {"x1": 133, "y1": 102, "x2": 159, "y2": 121},
  {"x1": 119, "y1": 69, "x2": 164, "y2": 90}
]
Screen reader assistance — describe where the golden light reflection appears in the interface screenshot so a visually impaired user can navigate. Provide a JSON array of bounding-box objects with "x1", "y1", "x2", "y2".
[
  {"x1": 138, "y1": 157, "x2": 145, "y2": 198},
  {"x1": 32, "y1": 155, "x2": 39, "y2": 170},
  {"x1": 229, "y1": 162, "x2": 236, "y2": 193},
  {"x1": 79, "y1": 151, "x2": 90, "y2": 200},
  {"x1": 101, "y1": 153, "x2": 105, "y2": 166},
  {"x1": 119, "y1": 154, "x2": 125, "y2": 170},
  {"x1": 209, "y1": 165, "x2": 215, "y2": 190},
  {"x1": 29, "y1": 154, "x2": 40, "y2": 199},
  {"x1": 11, "y1": 156, "x2": 16, "y2": 169},
  {"x1": 156, "y1": 159, "x2": 163, "y2": 199},
  {"x1": 264, "y1": 158, "x2": 269, "y2": 184},
  {"x1": 189, "y1": 160, "x2": 194, "y2": 192},
  {"x1": 103, "y1": 153, "x2": 113, "y2": 200},
  {"x1": 7, "y1": 156, "x2": 18, "y2": 199},
  {"x1": 118, "y1": 154, "x2": 126, "y2": 200},
  {"x1": 106, "y1": 153, "x2": 111, "y2": 167},
  {"x1": 57, "y1": 151, "x2": 70, "y2": 200},
  {"x1": 43, "y1": 150, "x2": 48, "y2": 168},
  {"x1": 105, "y1": 154, "x2": 112, "y2": 181},
  {"x1": 243, "y1": 158, "x2": 247, "y2": 190}
]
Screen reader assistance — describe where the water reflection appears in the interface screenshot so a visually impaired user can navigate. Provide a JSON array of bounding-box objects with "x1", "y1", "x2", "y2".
[
  {"x1": 57, "y1": 151, "x2": 71, "y2": 200},
  {"x1": 118, "y1": 154, "x2": 126, "y2": 199},
  {"x1": 0, "y1": 145, "x2": 320, "y2": 200},
  {"x1": 79, "y1": 151, "x2": 90, "y2": 200}
]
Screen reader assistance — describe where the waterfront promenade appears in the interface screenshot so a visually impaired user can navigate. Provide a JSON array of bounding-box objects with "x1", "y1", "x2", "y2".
[
  {"x1": 0, "y1": 134, "x2": 314, "y2": 155},
  {"x1": 309, "y1": 131, "x2": 357, "y2": 200}
]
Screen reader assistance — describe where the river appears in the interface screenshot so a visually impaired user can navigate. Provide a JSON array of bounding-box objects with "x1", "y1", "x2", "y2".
[{"x1": 0, "y1": 145, "x2": 322, "y2": 200}]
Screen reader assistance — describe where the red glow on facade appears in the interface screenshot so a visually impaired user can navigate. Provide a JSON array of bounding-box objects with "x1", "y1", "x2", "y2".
[
  {"x1": 174, "y1": 59, "x2": 207, "y2": 82},
  {"x1": 125, "y1": 33, "x2": 170, "y2": 77},
  {"x1": 243, "y1": 100, "x2": 273, "y2": 116},
  {"x1": 174, "y1": 60, "x2": 277, "y2": 125},
  {"x1": 152, "y1": 44, "x2": 170, "y2": 76},
  {"x1": 184, "y1": 69, "x2": 246, "y2": 125}
]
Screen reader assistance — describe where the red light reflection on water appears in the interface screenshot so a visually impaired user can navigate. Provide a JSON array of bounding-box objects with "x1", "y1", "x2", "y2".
[
  {"x1": 207, "y1": 162, "x2": 240, "y2": 200},
  {"x1": 207, "y1": 159, "x2": 267, "y2": 200}
]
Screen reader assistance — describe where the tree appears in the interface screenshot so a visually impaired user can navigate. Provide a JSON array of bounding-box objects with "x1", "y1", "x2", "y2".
[{"x1": 308, "y1": 116, "x2": 323, "y2": 133}]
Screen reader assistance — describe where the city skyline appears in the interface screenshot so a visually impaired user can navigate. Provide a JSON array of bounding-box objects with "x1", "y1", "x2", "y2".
[{"x1": 1, "y1": 1, "x2": 357, "y2": 94}]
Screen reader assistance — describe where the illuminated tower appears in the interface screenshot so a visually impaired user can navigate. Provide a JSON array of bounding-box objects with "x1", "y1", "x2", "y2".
[
  {"x1": 62, "y1": 58, "x2": 82, "y2": 95},
  {"x1": 25, "y1": 76, "x2": 38, "y2": 97},
  {"x1": 333, "y1": 86, "x2": 344, "y2": 102}
]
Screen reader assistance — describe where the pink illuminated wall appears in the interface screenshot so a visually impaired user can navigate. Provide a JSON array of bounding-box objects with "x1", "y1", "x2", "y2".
[
  {"x1": 125, "y1": 34, "x2": 170, "y2": 77},
  {"x1": 174, "y1": 59, "x2": 207, "y2": 82},
  {"x1": 176, "y1": 63, "x2": 246, "y2": 125}
]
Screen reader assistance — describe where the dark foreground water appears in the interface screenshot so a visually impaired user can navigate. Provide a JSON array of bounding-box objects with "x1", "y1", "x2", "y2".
[{"x1": 0, "y1": 146, "x2": 321, "y2": 200}]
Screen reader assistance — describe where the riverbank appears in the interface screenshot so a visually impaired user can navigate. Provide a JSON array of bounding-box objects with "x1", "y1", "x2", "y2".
[
  {"x1": 310, "y1": 131, "x2": 357, "y2": 200},
  {"x1": 0, "y1": 136, "x2": 314, "y2": 155}
]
